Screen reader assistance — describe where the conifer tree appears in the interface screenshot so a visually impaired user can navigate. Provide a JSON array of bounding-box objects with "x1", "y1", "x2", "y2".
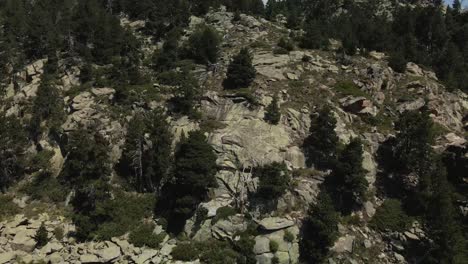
[
  {"x1": 425, "y1": 162, "x2": 468, "y2": 263},
  {"x1": 264, "y1": 95, "x2": 281, "y2": 125},
  {"x1": 120, "y1": 110, "x2": 173, "y2": 192},
  {"x1": 224, "y1": 48, "x2": 256, "y2": 89},
  {"x1": 303, "y1": 107, "x2": 339, "y2": 169},
  {"x1": 327, "y1": 138, "x2": 368, "y2": 214},
  {"x1": 0, "y1": 115, "x2": 27, "y2": 192},
  {"x1": 300, "y1": 189, "x2": 339, "y2": 263},
  {"x1": 255, "y1": 162, "x2": 289, "y2": 199},
  {"x1": 34, "y1": 222, "x2": 49, "y2": 248},
  {"x1": 187, "y1": 25, "x2": 221, "y2": 65}
]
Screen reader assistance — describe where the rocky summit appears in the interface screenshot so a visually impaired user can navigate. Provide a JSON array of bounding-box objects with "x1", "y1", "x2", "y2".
[{"x1": 0, "y1": 1, "x2": 467, "y2": 264}]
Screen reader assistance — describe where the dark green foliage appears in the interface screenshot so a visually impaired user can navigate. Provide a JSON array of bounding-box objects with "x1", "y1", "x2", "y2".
[
  {"x1": 23, "y1": 171, "x2": 67, "y2": 203},
  {"x1": 187, "y1": 25, "x2": 221, "y2": 64},
  {"x1": 424, "y1": 162, "x2": 468, "y2": 263},
  {"x1": 327, "y1": 138, "x2": 368, "y2": 214},
  {"x1": 119, "y1": 110, "x2": 172, "y2": 192},
  {"x1": 303, "y1": 107, "x2": 339, "y2": 169},
  {"x1": 269, "y1": 240, "x2": 279, "y2": 252},
  {"x1": 300, "y1": 190, "x2": 339, "y2": 263},
  {"x1": 157, "y1": 131, "x2": 217, "y2": 233},
  {"x1": 233, "y1": 234, "x2": 256, "y2": 264},
  {"x1": 0, "y1": 115, "x2": 28, "y2": 191},
  {"x1": 255, "y1": 162, "x2": 290, "y2": 199},
  {"x1": 34, "y1": 223, "x2": 49, "y2": 248},
  {"x1": 129, "y1": 223, "x2": 165, "y2": 248},
  {"x1": 224, "y1": 48, "x2": 256, "y2": 89},
  {"x1": 277, "y1": 37, "x2": 294, "y2": 52},
  {"x1": 300, "y1": 19, "x2": 327, "y2": 50},
  {"x1": 264, "y1": 95, "x2": 281, "y2": 125},
  {"x1": 284, "y1": 230, "x2": 295, "y2": 243},
  {"x1": 0, "y1": 195, "x2": 19, "y2": 221},
  {"x1": 160, "y1": 70, "x2": 201, "y2": 116},
  {"x1": 171, "y1": 242, "x2": 200, "y2": 261},
  {"x1": 152, "y1": 29, "x2": 182, "y2": 72},
  {"x1": 388, "y1": 51, "x2": 407, "y2": 73},
  {"x1": 212, "y1": 206, "x2": 237, "y2": 224},
  {"x1": 370, "y1": 199, "x2": 412, "y2": 232},
  {"x1": 60, "y1": 129, "x2": 110, "y2": 186},
  {"x1": 394, "y1": 110, "x2": 435, "y2": 190},
  {"x1": 30, "y1": 71, "x2": 65, "y2": 140}
]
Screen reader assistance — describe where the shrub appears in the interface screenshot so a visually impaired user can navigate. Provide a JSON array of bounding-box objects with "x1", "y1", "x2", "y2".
[
  {"x1": 284, "y1": 230, "x2": 295, "y2": 243},
  {"x1": 370, "y1": 199, "x2": 412, "y2": 232},
  {"x1": 0, "y1": 195, "x2": 19, "y2": 221},
  {"x1": 269, "y1": 240, "x2": 279, "y2": 253},
  {"x1": 278, "y1": 37, "x2": 294, "y2": 52},
  {"x1": 22, "y1": 172, "x2": 68, "y2": 203},
  {"x1": 94, "y1": 191, "x2": 155, "y2": 240},
  {"x1": 54, "y1": 227, "x2": 64, "y2": 241},
  {"x1": 129, "y1": 223, "x2": 165, "y2": 248},
  {"x1": 272, "y1": 256, "x2": 280, "y2": 264},
  {"x1": 255, "y1": 162, "x2": 290, "y2": 199},
  {"x1": 212, "y1": 206, "x2": 237, "y2": 224},
  {"x1": 171, "y1": 242, "x2": 200, "y2": 261},
  {"x1": 388, "y1": 52, "x2": 407, "y2": 73},
  {"x1": 264, "y1": 95, "x2": 281, "y2": 125},
  {"x1": 187, "y1": 24, "x2": 221, "y2": 64},
  {"x1": 34, "y1": 223, "x2": 49, "y2": 248},
  {"x1": 198, "y1": 239, "x2": 239, "y2": 264}
]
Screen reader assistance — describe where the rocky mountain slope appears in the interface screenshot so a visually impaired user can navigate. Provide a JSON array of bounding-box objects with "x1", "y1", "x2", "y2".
[{"x1": 0, "y1": 6, "x2": 467, "y2": 264}]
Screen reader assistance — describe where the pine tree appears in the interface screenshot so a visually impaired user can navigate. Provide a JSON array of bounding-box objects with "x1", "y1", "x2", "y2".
[
  {"x1": 255, "y1": 162, "x2": 290, "y2": 199},
  {"x1": 264, "y1": 95, "x2": 281, "y2": 125},
  {"x1": 300, "y1": 189, "x2": 339, "y2": 263},
  {"x1": 30, "y1": 67, "x2": 65, "y2": 141},
  {"x1": 60, "y1": 129, "x2": 110, "y2": 187},
  {"x1": 0, "y1": 115, "x2": 27, "y2": 192},
  {"x1": 300, "y1": 19, "x2": 327, "y2": 50},
  {"x1": 157, "y1": 131, "x2": 217, "y2": 233},
  {"x1": 425, "y1": 162, "x2": 468, "y2": 263},
  {"x1": 327, "y1": 138, "x2": 368, "y2": 214},
  {"x1": 34, "y1": 222, "x2": 49, "y2": 248},
  {"x1": 303, "y1": 107, "x2": 339, "y2": 169},
  {"x1": 224, "y1": 48, "x2": 256, "y2": 89},
  {"x1": 187, "y1": 25, "x2": 221, "y2": 65}
]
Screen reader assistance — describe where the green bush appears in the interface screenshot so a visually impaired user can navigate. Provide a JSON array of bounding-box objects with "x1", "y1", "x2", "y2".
[
  {"x1": 269, "y1": 240, "x2": 279, "y2": 253},
  {"x1": 171, "y1": 242, "x2": 200, "y2": 261},
  {"x1": 94, "y1": 191, "x2": 155, "y2": 240},
  {"x1": 388, "y1": 52, "x2": 407, "y2": 73},
  {"x1": 334, "y1": 81, "x2": 368, "y2": 97},
  {"x1": 22, "y1": 172, "x2": 68, "y2": 203},
  {"x1": 370, "y1": 199, "x2": 412, "y2": 232},
  {"x1": 284, "y1": 230, "x2": 295, "y2": 243},
  {"x1": 212, "y1": 206, "x2": 237, "y2": 224},
  {"x1": 0, "y1": 195, "x2": 19, "y2": 221},
  {"x1": 54, "y1": 227, "x2": 64, "y2": 241},
  {"x1": 129, "y1": 223, "x2": 165, "y2": 248},
  {"x1": 255, "y1": 162, "x2": 290, "y2": 199},
  {"x1": 277, "y1": 37, "x2": 294, "y2": 52},
  {"x1": 272, "y1": 256, "x2": 280, "y2": 264}
]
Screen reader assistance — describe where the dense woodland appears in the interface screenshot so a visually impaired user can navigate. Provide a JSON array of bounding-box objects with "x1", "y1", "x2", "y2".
[{"x1": 0, "y1": 0, "x2": 467, "y2": 263}]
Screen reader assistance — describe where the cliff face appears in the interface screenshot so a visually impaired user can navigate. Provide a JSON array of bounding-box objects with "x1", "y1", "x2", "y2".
[{"x1": 0, "y1": 7, "x2": 466, "y2": 264}]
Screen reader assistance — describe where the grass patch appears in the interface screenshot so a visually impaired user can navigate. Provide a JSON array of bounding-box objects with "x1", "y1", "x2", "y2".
[
  {"x1": 171, "y1": 239, "x2": 241, "y2": 264},
  {"x1": 334, "y1": 81, "x2": 368, "y2": 98},
  {"x1": 200, "y1": 119, "x2": 227, "y2": 133}
]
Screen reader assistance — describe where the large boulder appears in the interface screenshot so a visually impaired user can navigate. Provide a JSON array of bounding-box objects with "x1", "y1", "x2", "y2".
[
  {"x1": 11, "y1": 229, "x2": 36, "y2": 252},
  {"x1": 257, "y1": 217, "x2": 295, "y2": 231}
]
